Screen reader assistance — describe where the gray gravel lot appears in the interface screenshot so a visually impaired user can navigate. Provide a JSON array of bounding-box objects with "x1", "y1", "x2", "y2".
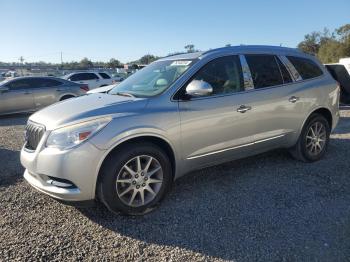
[{"x1": 1, "y1": 109, "x2": 350, "y2": 261}]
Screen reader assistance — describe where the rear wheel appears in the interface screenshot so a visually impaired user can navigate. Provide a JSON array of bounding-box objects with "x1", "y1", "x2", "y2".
[
  {"x1": 289, "y1": 113, "x2": 330, "y2": 162},
  {"x1": 97, "y1": 143, "x2": 172, "y2": 215}
]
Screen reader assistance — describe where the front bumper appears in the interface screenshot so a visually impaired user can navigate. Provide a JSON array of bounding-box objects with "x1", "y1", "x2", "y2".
[{"x1": 21, "y1": 140, "x2": 106, "y2": 202}]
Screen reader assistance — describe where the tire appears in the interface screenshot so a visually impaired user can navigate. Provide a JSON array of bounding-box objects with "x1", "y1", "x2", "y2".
[
  {"x1": 289, "y1": 113, "x2": 330, "y2": 162},
  {"x1": 60, "y1": 95, "x2": 75, "y2": 101},
  {"x1": 97, "y1": 142, "x2": 173, "y2": 215}
]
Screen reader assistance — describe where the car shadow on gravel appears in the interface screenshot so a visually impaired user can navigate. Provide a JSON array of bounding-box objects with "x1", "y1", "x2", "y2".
[
  {"x1": 79, "y1": 136, "x2": 350, "y2": 261},
  {"x1": 0, "y1": 114, "x2": 29, "y2": 127},
  {"x1": 0, "y1": 148, "x2": 23, "y2": 188}
]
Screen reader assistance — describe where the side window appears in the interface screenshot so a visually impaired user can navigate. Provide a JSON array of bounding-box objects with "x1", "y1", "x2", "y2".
[
  {"x1": 31, "y1": 78, "x2": 63, "y2": 87},
  {"x1": 245, "y1": 55, "x2": 283, "y2": 88},
  {"x1": 43, "y1": 79, "x2": 63, "y2": 87},
  {"x1": 189, "y1": 55, "x2": 244, "y2": 96},
  {"x1": 286, "y1": 56, "x2": 323, "y2": 80},
  {"x1": 69, "y1": 73, "x2": 84, "y2": 81},
  {"x1": 87, "y1": 73, "x2": 99, "y2": 80},
  {"x1": 276, "y1": 57, "x2": 293, "y2": 83},
  {"x1": 99, "y1": 73, "x2": 111, "y2": 79},
  {"x1": 7, "y1": 79, "x2": 32, "y2": 90}
]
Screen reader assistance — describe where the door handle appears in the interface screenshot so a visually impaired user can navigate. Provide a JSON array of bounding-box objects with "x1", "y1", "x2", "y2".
[
  {"x1": 289, "y1": 96, "x2": 299, "y2": 103},
  {"x1": 237, "y1": 105, "x2": 252, "y2": 113},
  {"x1": 56, "y1": 89, "x2": 64, "y2": 91},
  {"x1": 23, "y1": 91, "x2": 32, "y2": 95}
]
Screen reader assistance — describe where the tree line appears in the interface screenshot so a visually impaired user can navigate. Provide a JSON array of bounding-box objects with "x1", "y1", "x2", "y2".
[
  {"x1": 297, "y1": 24, "x2": 350, "y2": 63},
  {"x1": 1, "y1": 25, "x2": 349, "y2": 70}
]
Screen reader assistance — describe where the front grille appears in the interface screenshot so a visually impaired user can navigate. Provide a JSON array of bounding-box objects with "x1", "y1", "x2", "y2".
[{"x1": 25, "y1": 122, "x2": 45, "y2": 150}]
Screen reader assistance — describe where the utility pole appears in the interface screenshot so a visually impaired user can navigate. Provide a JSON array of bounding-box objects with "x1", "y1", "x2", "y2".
[
  {"x1": 19, "y1": 56, "x2": 24, "y2": 76},
  {"x1": 60, "y1": 51, "x2": 63, "y2": 64}
]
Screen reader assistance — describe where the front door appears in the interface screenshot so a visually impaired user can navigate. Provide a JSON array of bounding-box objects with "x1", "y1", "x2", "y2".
[
  {"x1": 178, "y1": 55, "x2": 258, "y2": 169},
  {"x1": 0, "y1": 79, "x2": 35, "y2": 114}
]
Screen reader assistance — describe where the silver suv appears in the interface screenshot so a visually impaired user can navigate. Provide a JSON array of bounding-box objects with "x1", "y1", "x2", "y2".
[{"x1": 21, "y1": 46, "x2": 340, "y2": 215}]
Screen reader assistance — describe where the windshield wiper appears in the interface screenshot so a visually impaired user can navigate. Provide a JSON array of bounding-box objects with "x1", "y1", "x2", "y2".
[{"x1": 113, "y1": 92, "x2": 136, "y2": 98}]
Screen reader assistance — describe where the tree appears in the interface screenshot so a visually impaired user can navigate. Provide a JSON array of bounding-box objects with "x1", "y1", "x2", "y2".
[
  {"x1": 297, "y1": 24, "x2": 350, "y2": 63},
  {"x1": 108, "y1": 58, "x2": 121, "y2": 69},
  {"x1": 336, "y1": 24, "x2": 350, "y2": 41},
  {"x1": 184, "y1": 44, "x2": 195, "y2": 53},
  {"x1": 79, "y1": 57, "x2": 93, "y2": 69},
  {"x1": 317, "y1": 39, "x2": 346, "y2": 63},
  {"x1": 139, "y1": 54, "x2": 157, "y2": 65},
  {"x1": 297, "y1": 32, "x2": 322, "y2": 55}
]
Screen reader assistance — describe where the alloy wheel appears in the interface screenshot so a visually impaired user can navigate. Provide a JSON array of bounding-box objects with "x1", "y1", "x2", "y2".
[
  {"x1": 116, "y1": 155, "x2": 163, "y2": 207},
  {"x1": 305, "y1": 121, "x2": 327, "y2": 156}
]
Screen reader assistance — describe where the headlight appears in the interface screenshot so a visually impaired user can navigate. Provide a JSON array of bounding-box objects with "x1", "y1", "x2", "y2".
[{"x1": 46, "y1": 117, "x2": 111, "y2": 150}]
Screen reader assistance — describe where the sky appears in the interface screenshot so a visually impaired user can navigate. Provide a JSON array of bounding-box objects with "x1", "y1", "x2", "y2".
[{"x1": 0, "y1": 0, "x2": 349, "y2": 63}]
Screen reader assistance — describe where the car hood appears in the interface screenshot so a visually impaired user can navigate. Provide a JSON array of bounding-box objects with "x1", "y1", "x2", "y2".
[{"x1": 29, "y1": 93, "x2": 148, "y2": 130}]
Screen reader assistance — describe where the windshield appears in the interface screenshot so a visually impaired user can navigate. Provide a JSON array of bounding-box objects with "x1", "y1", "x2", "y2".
[{"x1": 109, "y1": 59, "x2": 196, "y2": 97}]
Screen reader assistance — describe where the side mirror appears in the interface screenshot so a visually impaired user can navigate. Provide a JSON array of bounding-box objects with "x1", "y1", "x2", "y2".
[
  {"x1": 0, "y1": 87, "x2": 9, "y2": 93},
  {"x1": 186, "y1": 80, "x2": 213, "y2": 97}
]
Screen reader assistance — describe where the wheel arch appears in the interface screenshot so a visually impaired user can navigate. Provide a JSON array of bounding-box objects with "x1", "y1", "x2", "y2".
[
  {"x1": 59, "y1": 93, "x2": 76, "y2": 101},
  {"x1": 305, "y1": 107, "x2": 333, "y2": 129},
  {"x1": 95, "y1": 135, "x2": 177, "y2": 196},
  {"x1": 297, "y1": 106, "x2": 333, "y2": 139}
]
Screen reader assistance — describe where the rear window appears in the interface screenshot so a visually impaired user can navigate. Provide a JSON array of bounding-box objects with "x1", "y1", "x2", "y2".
[
  {"x1": 245, "y1": 54, "x2": 284, "y2": 88},
  {"x1": 287, "y1": 56, "x2": 323, "y2": 80},
  {"x1": 39, "y1": 78, "x2": 63, "y2": 87},
  {"x1": 99, "y1": 73, "x2": 111, "y2": 79},
  {"x1": 69, "y1": 73, "x2": 99, "y2": 81}
]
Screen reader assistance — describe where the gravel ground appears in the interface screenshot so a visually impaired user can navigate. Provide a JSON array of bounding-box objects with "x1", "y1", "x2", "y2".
[{"x1": 1, "y1": 108, "x2": 350, "y2": 261}]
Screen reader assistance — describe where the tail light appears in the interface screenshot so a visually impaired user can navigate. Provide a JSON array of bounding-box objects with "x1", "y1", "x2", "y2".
[{"x1": 80, "y1": 85, "x2": 89, "y2": 92}]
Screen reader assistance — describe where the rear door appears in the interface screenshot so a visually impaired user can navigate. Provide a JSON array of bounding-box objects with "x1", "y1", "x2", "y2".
[
  {"x1": 0, "y1": 78, "x2": 35, "y2": 114},
  {"x1": 178, "y1": 55, "x2": 258, "y2": 169},
  {"x1": 32, "y1": 78, "x2": 65, "y2": 109},
  {"x1": 244, "y1": 54, "x2": 304, "y2": 149}
]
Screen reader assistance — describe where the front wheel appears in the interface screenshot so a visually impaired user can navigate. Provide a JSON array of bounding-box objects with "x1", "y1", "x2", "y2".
[
  {"x1": 289, "y1": 113, "x2": 330, "y2": 162},
  {"x1": 97, "y1": 143, "x2": 172, "y2": 215}
]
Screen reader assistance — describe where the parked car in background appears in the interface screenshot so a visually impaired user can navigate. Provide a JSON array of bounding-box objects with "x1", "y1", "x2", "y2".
[
  {"x1": 21, "y1": 46, "x2": 339, "y2": 215},
  {"x1": 113, "y1": 73, "x2": 125, "y2": 82},
  {"x1": 339, "y1": 58, "x2": 350, "y2": 75},
  {"x1": 63, "y1": 72, "x2": 119, "y2": 89},
  {"x1": 325, "y1": 64, "x2": 350, "y2": 104},
  {"x1": 0, "y1": 76, "x2": 88, "y2": 115}
]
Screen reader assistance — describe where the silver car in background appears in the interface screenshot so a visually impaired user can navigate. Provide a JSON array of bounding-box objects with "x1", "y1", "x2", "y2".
[
  {"x1": 21, "y1": 46, "x2": 340, "y2": 215},
  {"x1": 0, "y1": 76, "x2": 89, "y2": 115}
]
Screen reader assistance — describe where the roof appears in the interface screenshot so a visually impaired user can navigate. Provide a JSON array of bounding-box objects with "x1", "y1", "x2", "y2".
[
  {"x1": 158, "y1": 51, "x2": 204, "y2": 61},
  {"x1": 203, "y1": 45, "x2": 303, "y2": 55},
  {"x1": 160, "y1": 45, "x2": 306, "y2": 61}
]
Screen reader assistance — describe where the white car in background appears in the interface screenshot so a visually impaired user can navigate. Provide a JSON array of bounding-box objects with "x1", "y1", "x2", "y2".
[
  {"x1": 63, "y1": 72, "x2": 121, "y2": 90},
  {"x1": 87, "y1": 83, "x2": 117, "y2": 94}
]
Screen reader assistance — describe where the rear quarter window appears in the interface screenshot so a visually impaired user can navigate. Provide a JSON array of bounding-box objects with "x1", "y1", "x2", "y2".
[{"x1": 287, "y1": 56, "x2": 323, "y2": 80}]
